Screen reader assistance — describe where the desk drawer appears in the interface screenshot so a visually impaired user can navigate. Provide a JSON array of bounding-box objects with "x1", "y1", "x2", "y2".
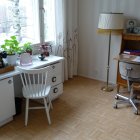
[
  {"x1": 50, "y1": 83, "x2": 63, "y2": 100},
  {"x1": 35, "y1": 83, "x2": 63, "y2": 104},
  {"x1": 48, "y1": 62, "x2": 63, "y2": 86},
  {"x1": 48, "y1": 74, "x2": 62, "y2": 86},
  {"x1": 50, "y1": 62, "x2": 62, "y2": 75}
]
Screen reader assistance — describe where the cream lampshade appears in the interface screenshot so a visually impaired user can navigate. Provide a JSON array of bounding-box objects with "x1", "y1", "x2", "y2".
[
  {"x1": 98, "y1": 13, "x2": 124, "y2": 92},
  {"x1": 98, "y1": 13, "x2": 124, "y2": 30}
]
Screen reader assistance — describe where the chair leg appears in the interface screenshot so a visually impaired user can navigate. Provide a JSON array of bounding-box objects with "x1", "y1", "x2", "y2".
[
  {"x1": 43, "y1": 98, "x2": 51, "y2": 125},
  {"x1": 116, "y1": 94, "x2": 129, "y2": 100},
  {"x1": 130, "y1": 85, "x2": 139, "y2": 114},
  {"x1": 130, "y1": 99, "x2": 138, "y2": 112},
  {"x1": 45, "y1": 96, "x2": 52, "y2": 110},
  {"x1": 50, "y1": 101, "x2": 53, "y2": 110},
  {"x1": 25, "y1": 98, "x2": 29, "y2": 126},
  {"x1": 48, "y1": 96, "x2": 53, "y2": 110}
]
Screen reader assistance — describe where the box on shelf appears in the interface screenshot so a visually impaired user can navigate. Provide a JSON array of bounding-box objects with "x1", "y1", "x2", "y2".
[{"x1": 0, "y1": 66, "x2": 15, "y2": 74}]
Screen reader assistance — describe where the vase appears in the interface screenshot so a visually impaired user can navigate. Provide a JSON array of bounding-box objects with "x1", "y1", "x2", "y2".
[{"x1": 7, "y1": 54, "x2": 18, "y2": 66}]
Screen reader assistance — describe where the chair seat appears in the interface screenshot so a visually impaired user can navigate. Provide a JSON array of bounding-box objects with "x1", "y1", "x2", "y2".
[{"x1": 23, "y1": 84, "x2": 51, "y2": 99}]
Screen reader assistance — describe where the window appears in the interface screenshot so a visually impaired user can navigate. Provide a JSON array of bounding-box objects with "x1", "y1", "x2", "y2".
[
  {"x1": 44, "y1": 0, "x2": 55, "y2": 42},
  {"x1": 0, "y1": 1, "x2": 12, "y2": 44},
  {"x1": 0, "y1": 0, "x2": 55, "y2": 45},
  {"x1": 19, "y1": 0, "x2": 40, "y2": 43}
]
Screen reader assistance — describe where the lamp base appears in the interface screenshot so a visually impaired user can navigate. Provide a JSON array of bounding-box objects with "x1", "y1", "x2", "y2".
[{"x1": 101, "y1": 85, "x2": 114, "y2": 92}]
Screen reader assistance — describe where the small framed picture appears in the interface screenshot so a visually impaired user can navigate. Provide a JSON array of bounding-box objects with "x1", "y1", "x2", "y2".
[{"x1": 126, "y1": 19, "x2": 137, "y2": 33}]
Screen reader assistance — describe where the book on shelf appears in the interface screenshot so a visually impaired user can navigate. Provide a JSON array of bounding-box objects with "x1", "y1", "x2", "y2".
[{"x1": 123, "y1": 50, "x2": 140, "y2": 55}]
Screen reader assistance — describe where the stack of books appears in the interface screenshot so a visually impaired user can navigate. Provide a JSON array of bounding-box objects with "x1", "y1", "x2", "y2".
[{"x1": 123, "y1": 50, "x2": 140, "y2": 55}]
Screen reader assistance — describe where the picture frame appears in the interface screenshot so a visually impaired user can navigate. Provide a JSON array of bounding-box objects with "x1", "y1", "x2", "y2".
[
  {"x1": 133, "y1": 27, "x2": 140, "y2": 34},
  {"x1": 126, "y1": 19, "x2": 137, "y2": 33}
]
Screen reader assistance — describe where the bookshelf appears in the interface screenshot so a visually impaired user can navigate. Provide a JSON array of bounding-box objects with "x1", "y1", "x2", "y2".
[{"x1": 117, "y1": 33, "x2": 140, "y2": 87}]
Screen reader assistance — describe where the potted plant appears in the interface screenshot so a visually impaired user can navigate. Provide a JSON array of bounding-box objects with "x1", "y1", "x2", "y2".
[
  {"x1": 23, "y1": 42, "x2": 32, "y2": 55},
  {"x1": 1, "y1": 36, "x2": 21, "y2": 65}
]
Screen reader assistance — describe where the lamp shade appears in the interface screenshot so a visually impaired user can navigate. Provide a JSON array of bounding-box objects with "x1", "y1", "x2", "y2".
[{"x1": 98, "y1": 13, "x2": 124, "y2": 30}]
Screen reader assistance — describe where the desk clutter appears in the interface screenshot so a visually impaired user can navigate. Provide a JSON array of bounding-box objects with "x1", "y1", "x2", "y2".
[
  {"x1": 0, "y1": 51, "x2": 15, "y2": 74},
  {"x1": 115, "y1": 54, "x2": 140, "y2": 64},
  {"x1": 0, "y1": 51, "x2": 49, "y2": 73},
  {"x1": 0, "y1": 36, "x2": 53, "y2": 69},
  {"x1": 123, "y1": 49, "x2": 140, "y2": 55}
]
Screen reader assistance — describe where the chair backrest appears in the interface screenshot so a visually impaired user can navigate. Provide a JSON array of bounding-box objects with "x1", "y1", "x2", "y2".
[
  {"x1": 119, "y1": 62, "x2": 140, "y2": 80},
  {"x1": 119, "y1": 61, "x2": 140, "y2": 91},
  {"x1": 16, "y1": 66, "x2": 51, "y2": 98}
]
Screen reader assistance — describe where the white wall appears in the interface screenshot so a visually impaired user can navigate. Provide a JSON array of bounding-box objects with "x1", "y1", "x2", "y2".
[{"x1": 78, "y1": 0, "x2": 140, "y2": 84}]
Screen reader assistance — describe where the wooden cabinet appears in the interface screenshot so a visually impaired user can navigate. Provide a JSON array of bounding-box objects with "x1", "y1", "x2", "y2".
[
  {"x1": 0, "y1": 77, "x2": 15, "y2": 126},
  {"x1": 117, "y1": 34, "x2": 140, "y2": 86}
]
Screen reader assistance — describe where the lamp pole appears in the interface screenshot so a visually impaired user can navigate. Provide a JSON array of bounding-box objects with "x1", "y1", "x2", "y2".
[{"x1": 101, "y1": 30, "x2": 114, "y2": 92}]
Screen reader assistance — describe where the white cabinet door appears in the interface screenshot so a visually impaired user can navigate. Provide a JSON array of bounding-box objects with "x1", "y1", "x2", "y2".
[{"x1": 0, "y1": 77, "x2": 15, "y2": 126}]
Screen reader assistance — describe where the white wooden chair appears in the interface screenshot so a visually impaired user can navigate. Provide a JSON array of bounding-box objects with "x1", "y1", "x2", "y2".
[{"x1": 17, "y1": 66, "x2": 52, "y2": 126}]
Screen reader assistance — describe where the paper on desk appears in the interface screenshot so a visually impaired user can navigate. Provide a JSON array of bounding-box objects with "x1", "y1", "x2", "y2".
[
  {"x1": 121, "y1": 54, "x2": 131, "y2": 58},
  {"x1": 132, "y1": 56, "x2": 140, "y2": 62}
]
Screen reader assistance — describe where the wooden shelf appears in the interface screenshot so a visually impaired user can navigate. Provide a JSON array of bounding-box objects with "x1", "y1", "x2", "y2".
[{"x1": 123, "y1": 33, "x2": 140, "y2": 40}]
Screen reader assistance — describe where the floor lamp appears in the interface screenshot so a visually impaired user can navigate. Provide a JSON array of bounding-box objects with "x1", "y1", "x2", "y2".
[{"x1": 98, "y1": 13, "x2": 124, "y2": 92}]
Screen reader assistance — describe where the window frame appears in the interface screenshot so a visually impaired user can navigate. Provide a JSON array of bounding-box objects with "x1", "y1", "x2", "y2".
[{"x1": 0, "y1": 0, "x2": 55, "y2": 46}]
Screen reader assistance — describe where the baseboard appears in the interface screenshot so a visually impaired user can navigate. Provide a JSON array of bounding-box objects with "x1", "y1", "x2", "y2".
[{"x1": 78, "y1": 74, "x2": 116, "y2": 85}]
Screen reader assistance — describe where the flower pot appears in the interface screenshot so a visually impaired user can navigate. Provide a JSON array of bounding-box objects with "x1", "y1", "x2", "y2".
[
  {"x1": 26, "y1": 50, "x2": 32, "y2": 55},
  {"x1": 7, "y1": 54, "x2": 18, "y2": 66}
]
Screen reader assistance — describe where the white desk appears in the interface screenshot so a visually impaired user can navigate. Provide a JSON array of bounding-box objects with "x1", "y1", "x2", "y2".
[
  {"x1": 0, "y1": 55, "x2": 64, "y2": 126},
  {"x1": 0, "y1": 55, "x2": 64, "y2": 80}
]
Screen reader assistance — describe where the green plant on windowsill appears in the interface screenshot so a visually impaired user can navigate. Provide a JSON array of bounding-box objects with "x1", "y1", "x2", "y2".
[
  {"x1": 23, "y1": 42, "x2": 32, "y2": 55},
  {"x1": 1, "y1": 36, "x2": 21, "y2": 55},
  {"x1": 0, "y1": 36, "x2": 21, "y2": 65}
]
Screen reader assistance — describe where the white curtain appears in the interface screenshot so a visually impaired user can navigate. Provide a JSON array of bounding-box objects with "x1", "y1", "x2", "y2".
[{"x1": 54, "y1": 0, "x2": 78, "y2": 81}]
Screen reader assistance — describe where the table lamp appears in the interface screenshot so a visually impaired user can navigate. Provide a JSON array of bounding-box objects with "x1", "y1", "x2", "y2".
[{"x1": 98, "y1": 13, "x2": 124, "y2": 92}]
